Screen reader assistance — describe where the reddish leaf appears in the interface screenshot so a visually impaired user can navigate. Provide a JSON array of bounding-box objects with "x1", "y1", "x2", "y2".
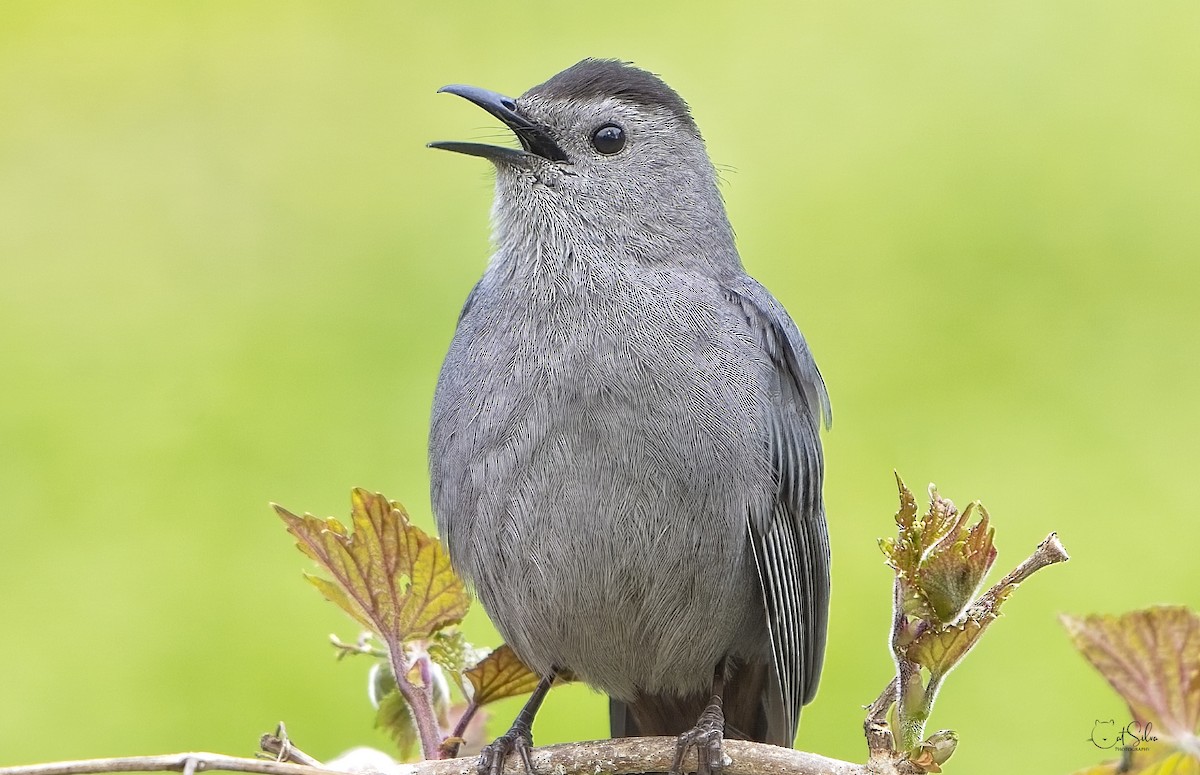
[
  {"x1": 881, "y1": 477, "x2": 998, "y2": 625},
  {"x1": 880, "y1": 473, "x2": 923, "y2": 574},
  {"x1": 465, "y1": 644, "x2": 542, "y2": 706},
  {"x1": 908, "y1": 620, "x2": 985, "y2": 679},
  {"x1": 918, "y1": 502, "x2": 997, "y2": 624},
  {"x1": 1063, "y1": 607, "x2": 1200, "y2": 741},
  {"x1": 275, "y1": 489, "x2": 470, "y2": 645}
]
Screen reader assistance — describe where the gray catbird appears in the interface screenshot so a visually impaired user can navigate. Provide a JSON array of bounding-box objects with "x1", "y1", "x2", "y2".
[{"x1": 428, "y1": 59, "x2": 830, "y2": 775}]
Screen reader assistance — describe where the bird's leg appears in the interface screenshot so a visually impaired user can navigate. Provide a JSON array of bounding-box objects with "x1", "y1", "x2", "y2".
[
  {"x1": 669, "y1": 663, "x2": 727, "y2": 775},
  {"x1": 477, "y1": 670, "x2": 556, "y2": 775}
]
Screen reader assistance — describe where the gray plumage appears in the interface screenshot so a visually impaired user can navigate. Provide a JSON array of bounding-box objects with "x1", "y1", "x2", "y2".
[{"x1": 429, "y1": 59, "x2": 830, "y2": 748}]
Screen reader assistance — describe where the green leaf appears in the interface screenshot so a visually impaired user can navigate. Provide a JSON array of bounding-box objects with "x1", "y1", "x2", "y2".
[
  {"x1": 375, "y1": 688, "x2": 418, "y2": 760},
  {"x1": 1062, "y1": 607, "x2": 1200, "y2": 741},
  {"x1": 922, "y1": 485, "x2": 963, "y2": 552},
  {"x1": 908, "y1": 729, "x2": 957, "y2": 772},
  {"x1": 275, "y1": 488, "x2": 471, "y2": 648},
  {"x1": 881, "y1": 473, "x2": 923, "y2": 573},
  {"x1": 428, "y1": 629, "x2": 475, "y2": 677},
  {"x1": 882, "y1": 474, "x2": 940, "y2": 621},
  {"x1": 1132, "y1": 751, "x2": 1200, "y2": 775},
  {"x1": 428, "y1": 628, "x2": 483, "y2": 696},
  {"x1": 908, "y1": 620, "x2": 984, "y2": 679},
  {"x1": 881, "y1": 477, "x2": 1001, "y2": 627},
  {"x1": 304, "y1": 574, "x2": 370, "y2": 630},
  {"x1": 918, "y1": 501, "x2": 997, "y2": 624}
]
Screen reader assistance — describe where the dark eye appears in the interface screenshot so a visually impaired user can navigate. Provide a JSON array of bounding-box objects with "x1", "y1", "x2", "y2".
[{"x1": 591, "y1": 124, "x2": 626, "y2": 154}]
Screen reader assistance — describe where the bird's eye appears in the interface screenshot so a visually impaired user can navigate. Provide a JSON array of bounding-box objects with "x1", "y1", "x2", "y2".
[{"x1": 591, "y1": 124, "x2": 626, "y2": 154}]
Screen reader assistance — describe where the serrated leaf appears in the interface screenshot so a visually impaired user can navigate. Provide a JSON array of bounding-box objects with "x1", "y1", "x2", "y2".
[
  {"x1": 1062, "y1": 607, "x2": 1200, "y2": 741},
  {"x1": 428, "y1": 629, "x2": 482, "y2": 697},
  {"x1": 908, "y1": 620, "x2": 984, "y2": 679},
  {"x1": 899, "y1": 584, "x2": 936, "y2": 620},
  {"x1": 882, "y1": 474, "x2": 923, "y2": 573},
  {"x1": 464, "y1": 644, "x2": 542, "y2": 706},
  {"x1": 922, "y1": 485, "x2": 962, "y2": 552},
  {"x1": 894, "y1": 472, "x2": 919, "y2": 530},
  {"x1": 305, "y1": 574, "x2": 370, "y2": 630},
  {"x1": 375, "y1": 688, "x2": 418, "y2": 761},
  {"x1": 918, "y1": 502, "x2": 997, "y2": 624},
  {"x1": 275, "y1": 489, "x2": 471, "y2": 648}
]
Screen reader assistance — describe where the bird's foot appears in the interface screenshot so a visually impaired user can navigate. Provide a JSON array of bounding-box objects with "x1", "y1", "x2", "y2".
[
  {"x1": 477, "y1": 722, "x2": 535, "y2": 775},
  {"x1": 669, "y1": 696, "x2": 726, "y2": 775}
]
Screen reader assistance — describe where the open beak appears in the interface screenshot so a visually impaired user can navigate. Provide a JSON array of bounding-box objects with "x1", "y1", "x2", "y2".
[{"x1": 428, "y1": 84, "x2": 570, "y2": 164}]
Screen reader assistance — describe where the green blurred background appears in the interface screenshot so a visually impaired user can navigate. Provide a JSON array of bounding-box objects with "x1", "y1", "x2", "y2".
[{"x1": 2, "y1": 1, "x2": 1197, "y2": 771}]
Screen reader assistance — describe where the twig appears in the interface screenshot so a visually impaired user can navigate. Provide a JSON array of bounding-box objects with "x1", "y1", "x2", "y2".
[
  {"x1": 885, "y1": 553, "x2": 923, "y2": 755},
  {"x1": 968, "y1": 532, "x2": 1069, "y2": 619},
  {"x1": 863, "y1": 679, "x2": 897, "y2": 761},
  {"x1": 439, "y1": 702, "x2": 482, "y2": 759},
  {"x1": 866, "y1": 529, "x2": 1070, "y2": 760},
  {"x1": 330, "y1": 633, "x2": 386, "y2": 662},
  {"x1": 260, "y1": 724, "x2": 323, "y2": 768}
]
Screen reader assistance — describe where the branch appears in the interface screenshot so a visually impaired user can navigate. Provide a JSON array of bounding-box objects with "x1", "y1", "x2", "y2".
[
  {"x1": 863, "y1": 678, "x2": 897, "y2": 761},
  {"x1": 392, "y1": 739, "x2": 872, "y2": 775},
  {"x1": 0, "y1": 739, "x2": 911, "y2": 775},
  {"x1": 260, "y1": 726, "x2": 323, "y2": 767},
  {"x1": 0, "y1": 754, "x2": 347, "y2": 775}
]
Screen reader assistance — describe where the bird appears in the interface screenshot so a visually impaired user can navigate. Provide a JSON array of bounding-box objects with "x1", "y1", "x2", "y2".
[{"x1": 427, "y1": 59, "x2": 830, "y2": 775}]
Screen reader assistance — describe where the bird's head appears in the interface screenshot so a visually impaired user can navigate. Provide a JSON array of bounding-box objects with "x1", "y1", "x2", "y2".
[{"x1": 430, "y1": 59, "x2": 735, "y2": 266}]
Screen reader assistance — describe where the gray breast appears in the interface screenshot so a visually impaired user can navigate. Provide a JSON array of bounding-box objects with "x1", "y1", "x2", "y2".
[{"x1": 429, "y1": 259, "x2": 773, "y2": 699}]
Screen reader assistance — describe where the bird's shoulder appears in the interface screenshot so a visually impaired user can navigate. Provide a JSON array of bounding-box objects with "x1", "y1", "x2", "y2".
[{"x1": 716, "y1": 272, "x2": 831, "y2": 430}]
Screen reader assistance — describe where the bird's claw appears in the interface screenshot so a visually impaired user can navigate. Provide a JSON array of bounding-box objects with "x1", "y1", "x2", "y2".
[
  {"x1": 669, "y1": 700, "x2": 726, "y2": 775},
  {"x1": 477, "y1": 725, "x2": 535, "y2": 775}
]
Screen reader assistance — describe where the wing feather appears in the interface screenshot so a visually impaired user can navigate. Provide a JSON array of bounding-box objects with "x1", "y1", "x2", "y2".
[{"x1": 722, "y1": 275, "x2": 830, "y2": 741}]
